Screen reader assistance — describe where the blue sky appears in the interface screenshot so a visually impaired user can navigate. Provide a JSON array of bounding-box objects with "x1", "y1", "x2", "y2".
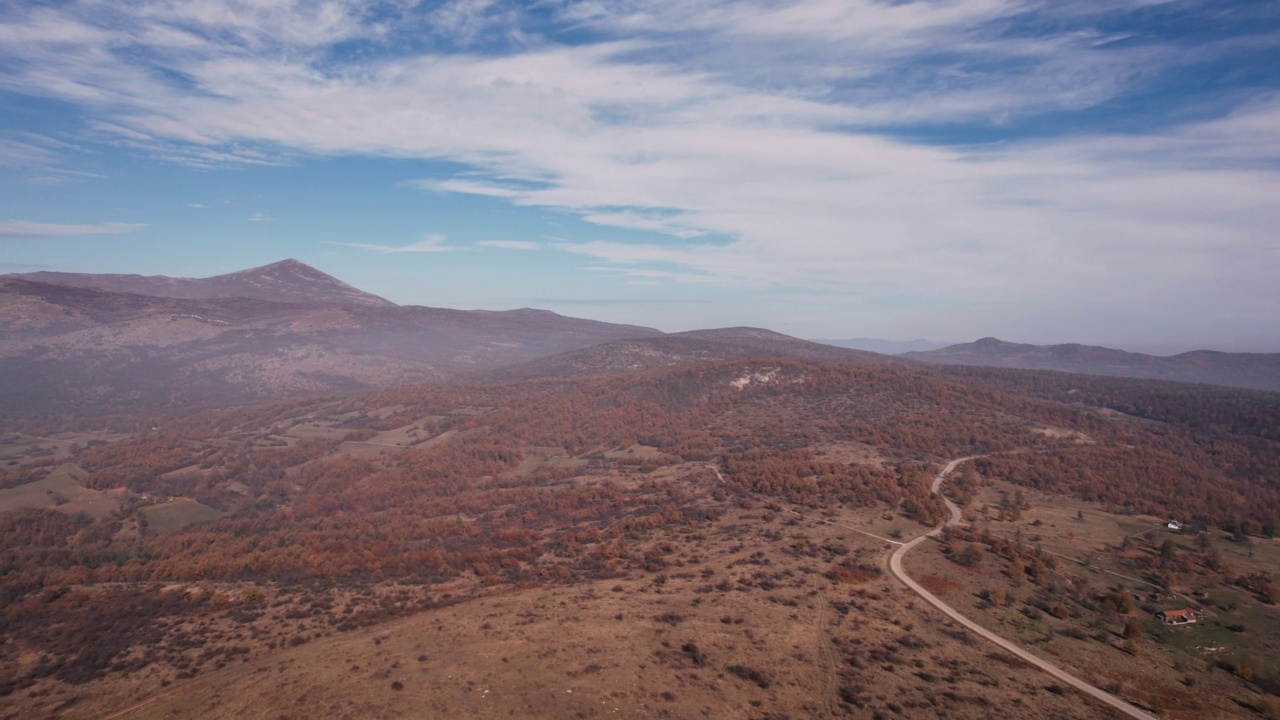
[{"x1": 2, "y1": 0, "x2": 1279, "y2": 353}]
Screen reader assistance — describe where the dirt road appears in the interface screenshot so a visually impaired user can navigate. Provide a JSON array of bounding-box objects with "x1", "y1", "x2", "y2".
[{"x1": 888, "y1": 457, "x2": 1158, "y2": 720}]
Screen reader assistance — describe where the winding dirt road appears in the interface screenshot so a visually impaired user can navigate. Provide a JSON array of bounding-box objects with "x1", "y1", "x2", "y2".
[{"x1": 888, "y1": 457, "x2": 1158, "y2": 720}]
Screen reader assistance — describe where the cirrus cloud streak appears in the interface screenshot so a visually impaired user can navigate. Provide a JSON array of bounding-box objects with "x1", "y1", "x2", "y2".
[{"x1": 0, "y1": 220, "x2": 148, "y2": 238}]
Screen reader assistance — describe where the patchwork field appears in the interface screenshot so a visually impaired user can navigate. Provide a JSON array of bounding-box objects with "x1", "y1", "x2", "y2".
[
  {"x1": 141, "y1": 499, "x2": 224, "y2": 534},
  {"x1": 0, "y1": 463, "x2": 119, "y2": 519}
]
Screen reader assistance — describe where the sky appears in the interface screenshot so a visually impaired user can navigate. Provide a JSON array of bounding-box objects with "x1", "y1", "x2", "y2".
[{"x1": 1, "y1": 0, "x2": 1279, "y2": 354}]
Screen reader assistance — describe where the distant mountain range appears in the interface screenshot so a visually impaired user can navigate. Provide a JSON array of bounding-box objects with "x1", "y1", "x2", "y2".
[
  {"x1": 812, "y1": 338, "x2": 950, "y2": 354},
  {"x1": 3, "y1": 261, "x2": 1276, "y2": 414},
  {"x1": 0, "y1": 261, "x2": 661, "y2": 411},
  {"x1": 903, "y1": 337, "x2": 1280, "y2": 392},
  {"x1": 1, "y1": 260, "x2": 900, "y2": 413}
]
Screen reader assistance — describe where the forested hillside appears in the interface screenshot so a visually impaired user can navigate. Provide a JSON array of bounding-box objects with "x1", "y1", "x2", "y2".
[{"x1": 2, "y1": 358, "x2": 1278, "y2": 716}]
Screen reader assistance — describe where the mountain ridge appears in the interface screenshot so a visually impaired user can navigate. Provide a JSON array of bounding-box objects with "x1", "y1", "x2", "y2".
[
  {"x1": 12, "y1": 258, "x2": 396, "y2": 309},
  {"x1": 904, "y1": 337, "x2": 1280, "y2": 392},
  {"x1": 0, "y1": 265, "x2": 664, "y2": 412},
  {"x1": 6, "y1": 260, "x2": 1277, "y2": 412},
  {"x1": 812, "y1": 337, "x2": 950, "y2": 354}
]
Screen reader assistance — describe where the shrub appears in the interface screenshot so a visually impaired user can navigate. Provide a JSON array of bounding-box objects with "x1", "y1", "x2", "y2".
[
  {"x1": 681, "y1": 642, "x2": 706, "y2": 665},
  {"x1": 825, "y1": 560, "x2": 881, "y2": 585},
  {"x1": 953, "y1": 544, "x2": 983, "y2": 567},
  {"x1": 726, "y1": 664, "x2": 771, "y2": 689},
  {"x1": 1060, "y1": 627, "x2": 1089, "y2": 641},
  {"x1": 839, "y1": 684, "x2": 867, "y2": 707}
]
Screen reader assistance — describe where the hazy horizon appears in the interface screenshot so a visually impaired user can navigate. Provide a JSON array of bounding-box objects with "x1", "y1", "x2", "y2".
[{"x1": 10, "y1": 257, "x2": 1278, "y2": 356}]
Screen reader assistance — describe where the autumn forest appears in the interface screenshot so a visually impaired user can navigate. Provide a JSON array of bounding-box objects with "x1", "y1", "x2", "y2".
[{"x1": 3, "y1": 357, "x2": 1280, "y2": 718}]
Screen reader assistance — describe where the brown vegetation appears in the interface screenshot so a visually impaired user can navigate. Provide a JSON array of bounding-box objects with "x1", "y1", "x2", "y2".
[{"x1": 2, "y1": 355, "x2": 1279, "y2": 718}]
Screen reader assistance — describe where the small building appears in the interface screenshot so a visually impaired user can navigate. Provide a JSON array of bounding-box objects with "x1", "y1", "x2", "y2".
[
  {"x1": 1165, "y1": 520, "x2": 1183, "y2": 531},
  {"x1": 1157, "y1": 608, "x2": 1199, "y2": 625}
]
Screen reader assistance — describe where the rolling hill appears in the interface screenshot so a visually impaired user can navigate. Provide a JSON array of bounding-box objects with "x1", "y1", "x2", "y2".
[
  {"x1": 477, "y1": 327, "x2": 901, "y2": 381},
  {"x1": 812, "y1": 337, "x2": 950, "y2": 354}
]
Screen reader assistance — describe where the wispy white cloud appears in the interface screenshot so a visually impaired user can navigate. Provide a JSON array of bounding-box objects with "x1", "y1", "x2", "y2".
[
  {"x1": 247, "y1": 212, "x2": 274, "y2": 222},
  {"x1": 580, "y1": 210, "x2": 707, "y2": 239},
  {"x1": 0, "y1": 132, "x2": 106, "y2": 185},
  {"x1": 23, "y1": 169, "x2": 110, "y2": 186},
  {"x1": 0, "y1": 0, "x2": 1276, "y2": 344},
  {"x1": 477, "y1": 240, "x2": 539, "y2": 250},
  {"x1": 414, "y1": 178, "x2": 526, "y2": 198},
  {"x1": 0, "y1": 220, "x2": 147, "y2": 238},
  {"x1": 328, "y1": 235, "x2": 463, "y2": 253},
  {"x1": 426, "y1": 0, "x2": 523, "y2": 47},
  {"x1": 0, "y1": 138, "x2": 60, "y2": 167},
  {"x1": 579, "y1": 263, "x2": 725, "y2": 287}
]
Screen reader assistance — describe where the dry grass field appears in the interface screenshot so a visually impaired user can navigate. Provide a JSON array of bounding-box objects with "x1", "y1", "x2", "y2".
[
  {"x1": 0, "y1": 463, "x2": 119, "y2": 518},
  {"x1": 1, "y1": 450, "x2": 1272, "y2": 720},
  {"x1": 7, "y1": 489, "x2": 1136, "y2": 720},
  {"x1": 141, "y1": 499, "x2": 224, "y2": 534}
]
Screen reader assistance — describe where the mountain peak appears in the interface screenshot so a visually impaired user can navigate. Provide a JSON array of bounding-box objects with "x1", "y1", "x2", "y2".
[
  {"x1": 202, "y1": 259, "x2": 395, "y2": 307},
  {"x1": 8, "y1": 259, "x2": 395, "y2": 308},
  {"x1": 219, "y1": 259, "x2": 340, "y2": 282},
  {"x1": 235, "y1": 258, "x2": 305, "y2": 271}
]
